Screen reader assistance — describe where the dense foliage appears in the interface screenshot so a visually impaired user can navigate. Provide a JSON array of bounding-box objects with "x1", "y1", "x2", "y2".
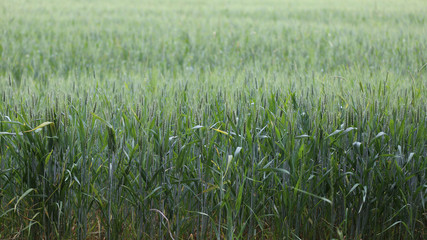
[{"x1": 1, "y1": 0, "x2": 426, "y2": 239}]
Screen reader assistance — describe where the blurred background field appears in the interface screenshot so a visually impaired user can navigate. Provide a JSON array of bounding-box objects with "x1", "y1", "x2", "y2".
[{"x1": 0, "y1": 0, "x2": 426, "y2": 239}]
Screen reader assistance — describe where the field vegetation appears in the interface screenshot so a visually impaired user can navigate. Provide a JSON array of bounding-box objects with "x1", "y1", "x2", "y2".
[{"x1": 0, "y1": 0, "x2": 426, "y2": 239}]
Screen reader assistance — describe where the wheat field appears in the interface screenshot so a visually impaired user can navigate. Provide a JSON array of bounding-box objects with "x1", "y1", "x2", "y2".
[{"x1": 0, "y1": 0, "x2": 426, "y2": 239}]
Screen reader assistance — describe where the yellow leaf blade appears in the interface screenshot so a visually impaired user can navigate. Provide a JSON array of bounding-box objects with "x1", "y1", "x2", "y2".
[
  {"x1": 23, "y1": 122, "x2": 54, "y2": 133},
  {"x1": 211, "y1": 128, "x2": 228, "y2": 135}
]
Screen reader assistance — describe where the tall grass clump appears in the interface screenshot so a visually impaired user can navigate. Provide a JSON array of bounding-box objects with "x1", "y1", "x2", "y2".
[{"x1": 1, "y1": 0, "x2": 426, "y2": 239}]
